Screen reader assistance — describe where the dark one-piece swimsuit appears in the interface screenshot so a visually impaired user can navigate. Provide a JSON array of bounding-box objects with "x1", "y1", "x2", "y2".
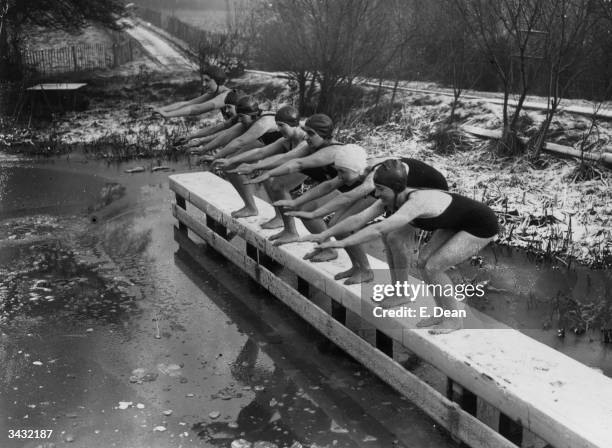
[
  {"x1": 371, "y1": 158, "x2": 449, "y2": 200},
  {"x1": 257, "y1": 112, "x2": 283, "y2": 146},
  {"x1": 405, "y1": 191, "x2": 499, "y2": 238},
  {"x1": 299, "y1": 141, "x2": 345, "y2": 183}
]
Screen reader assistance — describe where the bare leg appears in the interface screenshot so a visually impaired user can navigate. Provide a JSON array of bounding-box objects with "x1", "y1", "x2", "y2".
[
  {"x1": 302, "y1": 216, "x2": 338, "y2": 262},
  {"x1": 300, "y1": 191, "x2": 340, "y2": 262},
  {"x1": 264, "y1": 175, "x2": 305, "y2": 240},
  {"x1": 417, "y1": 230, "x2": 456, "y2": 328},
  {"x1": 340, "y1": 243, "x2": 374, "y2": 284},
  {"x1": 329, "y1": 197, "x2": 376, "y2": 284},
  {"x1": 418, "y1": 230, "x2": 494, "y2": 334},
  {"x1": 386, "y1": 227, "x2": 416, "y2": 284},
  {"x1": 413, "y1": 230, "x2": 457, "y2": 327},
  {"x1": 261, "y1": 180, "x2": 284, "y2": 229},
  {"x1": 226, "y1": 172, "x2": 258, "y2": 218},
  {"x1": 375, "y1": 227, "x2": 421, "y2": 308}
]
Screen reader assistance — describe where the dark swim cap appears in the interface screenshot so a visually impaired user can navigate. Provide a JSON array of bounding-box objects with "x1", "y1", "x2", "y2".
[
  {"x1": 373, "y1": 159, "x2": 408, "y2": 193},
  {"x1": 304, "y1": 114, "x2": 334, "y2": 139},
  {"x1": 275, "y1": 105, "x2": 300, "y2": 127},
  {"x1": 202, "y1": 65, "x2": 227, "y2": 86},
  {"x1": 224, "y1": 89, "x2": 244, "y2": 106},
  {"x1": 236, "y1": 96, "x2": 260, "y2": 115}
]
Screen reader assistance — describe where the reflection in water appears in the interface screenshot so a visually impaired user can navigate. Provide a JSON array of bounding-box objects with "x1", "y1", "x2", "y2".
[{"x1": 194, "y1": 337, "x2": 356, "y2": 448}]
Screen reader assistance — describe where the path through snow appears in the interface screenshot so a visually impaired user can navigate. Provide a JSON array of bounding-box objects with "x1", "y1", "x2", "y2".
[{"x1": 121, "y1": 19, "x2": 197, "y2": 71}]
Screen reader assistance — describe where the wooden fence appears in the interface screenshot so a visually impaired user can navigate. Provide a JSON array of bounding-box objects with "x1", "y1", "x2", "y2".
[
  {"x1": 20, "y1": 40, "x2": 134, "y2": 76},
  {"x1": 164, "y1": 16, "x2": 223, "y2": 54}
]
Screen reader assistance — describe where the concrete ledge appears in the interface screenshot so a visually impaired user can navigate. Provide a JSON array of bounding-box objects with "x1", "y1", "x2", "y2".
[{"x1": 170, "y1": 171, "x2": 612, "y2": 448}]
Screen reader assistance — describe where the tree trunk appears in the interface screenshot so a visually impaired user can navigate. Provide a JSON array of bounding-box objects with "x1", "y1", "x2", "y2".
[
  {"x1": 317, "y1": 74, "x2": 333, "y2": 114},
  {"x1": 296, "y1": 70, "x2": 307, "y2": 115},
  {"x1": 498, "y1": 124, "x2": 525, "y2": 156},
  {"x1": 390, "y1": 78, "x2": 400, "y2": 103},
  {"x1": 374, "y1": 77, "x2": 383, "y2": 107},
  {"x1": 529, "y1": 103, "x2": 557, "y2": 159},
  {"x1": 305, "y1": 71, "x2": 318, "y2": 111},
  {"x1": 0, "y1": 17, "x2": 10, "y2": 80}
]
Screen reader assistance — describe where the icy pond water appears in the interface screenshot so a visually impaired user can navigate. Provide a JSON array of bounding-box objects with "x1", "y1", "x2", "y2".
[{"x1": 0, "y1": 152, "x2": 610, "y2": 448}]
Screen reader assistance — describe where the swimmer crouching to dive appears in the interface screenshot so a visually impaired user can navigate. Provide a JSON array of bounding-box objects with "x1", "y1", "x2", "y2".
[
  {"x1": 312, "y1": 159, "x2": 499, "y2": 334},
  {"x1": 295, "y1": 156, "x2": 448, "y2": 285},
  {"x1": 155, "y1": 65, "x2": 230, "y2": 118}
]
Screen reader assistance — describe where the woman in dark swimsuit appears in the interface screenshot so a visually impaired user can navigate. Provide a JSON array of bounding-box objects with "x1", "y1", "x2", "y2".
[
  {"x1": 182, "y1": 90, "x2": 243, "y2": 151},
  {"x1": 269, "y1": 146, "x2": 373, "y2": 284},
  {"x1": 217, "y1": 106, "x2": 307, "y2": 229},
  {"x1": 296, "y1": 157, "x2": 448, "y2": 284},
  {"x1": 156, "y1": 65, "x2": 231, "y2": 118},
  {"x1": 314, "y1": 159, "x2": 498, "y2": 333},
  {"x1": 243, "y1": 114, "x2": 354, "y2": 261},
  {"x1": 204, "y1": 96, "x2": 282, "y2": 218}
]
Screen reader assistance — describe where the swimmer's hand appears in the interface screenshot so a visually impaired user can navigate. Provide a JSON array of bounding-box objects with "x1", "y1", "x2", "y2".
[
  {"x1": 317, "y1": 239, "x2": 344, "y2": 250},
  {"x1": 212, "y1": 158, "x2": 231, "y2": 169},
  {"x1": 228, "y1": 163, "x2": 256, "y2": 175},
  {"x1": 244, "y1": 172, "x2": 270, "y2": 184},
  {"x1": 284, "y1": 210, "x2": 313, "y2": 219},
  {"x1": 196, "y1": 154, "x2": 215, "y2": 164},
  {"x1": 298, "y1": 233, "x2": 327, "y2": 244},
  {"x1": 273, "y1": 199, "x2": 296, "y2": 209}
]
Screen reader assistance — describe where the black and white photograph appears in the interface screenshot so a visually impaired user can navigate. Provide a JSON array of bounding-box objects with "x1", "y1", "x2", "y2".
[{"x1": 1, "y1": 0, "x2": 611, "y2": 447}]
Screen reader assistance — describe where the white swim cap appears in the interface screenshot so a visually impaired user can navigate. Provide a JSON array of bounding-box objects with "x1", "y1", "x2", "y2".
[{"x1": 334, "y1": 145, "x2": 368, "y2": 174}]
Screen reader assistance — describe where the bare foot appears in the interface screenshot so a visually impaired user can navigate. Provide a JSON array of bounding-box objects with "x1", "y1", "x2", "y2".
[
  {"x1": 261, "y1": 216, "x2": 284, "y2": 229},
  {"x1": 416, "y1": 315, "x2": 444, "y2": 328},
  {"x1": 231, "y1": 206, "x2": 258, "y2": 218},
  {"x1": 428, "y1": 318, "x2": 463, "y2": 335},
  {"x1": 270, "y1": 229, "x2": 300, "y2": 245},
  {"x1": 334, "y1": 267, "x2": 356, "y2": 280},
  {"x1": 344, "y1": 268, "x2": 374, "y2": 285},
  {"x1": 304, "y1": 248, "x2": 338, "y2": 262},
  {"x1": 379, "y1": 294, "x2": 414, "y2": 309}
]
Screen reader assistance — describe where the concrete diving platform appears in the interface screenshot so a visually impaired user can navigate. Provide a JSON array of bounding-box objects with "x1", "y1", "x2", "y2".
[{"x1": 170, "y1": 171, "x2": 612, "y2": 448}]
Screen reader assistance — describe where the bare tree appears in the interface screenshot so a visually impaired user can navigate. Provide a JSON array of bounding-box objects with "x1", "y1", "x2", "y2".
[
  {"x1": 453, "y1": 0, "x2": 545, "y2": 154},
  {"x1": 384, "y1": 0, "x2": 430, "y2": 104},
  {"x1": 529, "y1": 0, "x2": 602, "y2": 158},
  {"x1": 256, "y1": 0, "x2": 393, "y2": 115},
  {"x1": 255, "y1": 1, "x2": 317, "y2": 114},
  {"x1": 597, "y1": 0, "x2": 612, "y2": 22},
  {"x1": 415, "y1": 0, "x2": 482, "y2": 123}
]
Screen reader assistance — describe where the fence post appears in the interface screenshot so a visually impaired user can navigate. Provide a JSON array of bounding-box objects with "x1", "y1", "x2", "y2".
[{"x1": 71, "y1": 46, "x2": 78, "y2": 71}]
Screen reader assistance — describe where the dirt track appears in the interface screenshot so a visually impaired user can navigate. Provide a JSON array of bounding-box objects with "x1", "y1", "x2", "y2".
[{"x1": 121, "y1": 19, "x2": 197, "y2": 71}]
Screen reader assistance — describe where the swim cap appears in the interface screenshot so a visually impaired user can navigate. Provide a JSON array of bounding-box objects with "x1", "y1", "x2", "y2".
[
  {"x1": 224, "y1": 89, "x2": 244, "y2": 106},
  {"x1": 202, "y1": 65, "x2": 227, "y2": 86},
  {"x1": 373, "y1": 159, "x2": 408, "y2": 192},
  {"x1": 236, "y1": 96, "x2": 261, "y2": 116},
  {"x1": 334, "y1": 145, "x2": 368, "y2": 174},
  {"x1": 275, "y1": 105, "x2": 300, "y2": 127},
  {"x1": 304, "y1": 114, "x2": 334, "y2": 139}
]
